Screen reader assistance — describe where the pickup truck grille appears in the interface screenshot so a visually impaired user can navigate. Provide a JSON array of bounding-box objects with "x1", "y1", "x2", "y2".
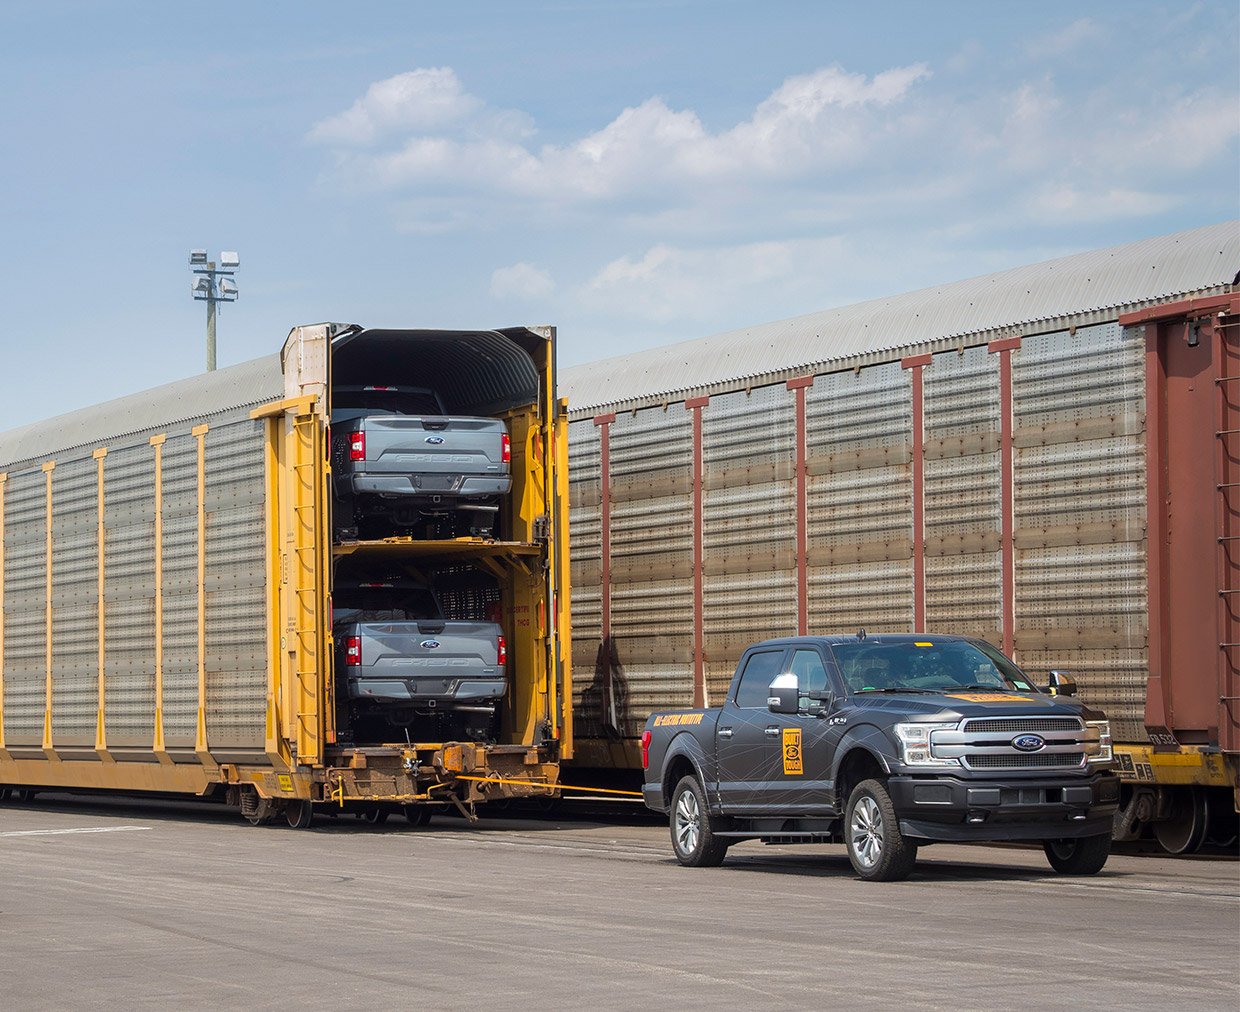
[
  {"x1": 931, "y1": 716, "x2": 1096, "y2": 771},
  {"x1": 965, "y1": 753, "x2": 1085, "y2": 770}
]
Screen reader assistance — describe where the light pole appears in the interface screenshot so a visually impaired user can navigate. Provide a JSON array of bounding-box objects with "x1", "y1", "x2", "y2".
[{"x1": 189, "y1": 249, "x2": 239, "y2": 371}]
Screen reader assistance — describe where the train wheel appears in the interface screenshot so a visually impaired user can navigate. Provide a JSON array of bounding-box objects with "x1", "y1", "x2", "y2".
[
  {"x1": 0, "y1": 787, "x2": 11, "y2": 803},
  {"x1": 240, "y1": 790, "x2": 275, "y2": 827},
  {"x1": 285, "y1": 800, "x2": 314, "y2": 830},
  {"x1": 403, "y1": 805, "x2": 433, "y2": 827},
  {"x1": 1153, "y1": 787, "x2": 1209, "y2": 855},
  {"x1": 361, "y1": 805, "x2": 389, "y2": 826}
]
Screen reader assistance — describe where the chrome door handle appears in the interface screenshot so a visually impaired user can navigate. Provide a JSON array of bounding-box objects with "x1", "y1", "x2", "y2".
[
  {"x1": 718, "y1": 727, "x2": 733, "y2": 738},
  {"x1": 764, "y1": 726, "x2": 780, "y2": 737}
]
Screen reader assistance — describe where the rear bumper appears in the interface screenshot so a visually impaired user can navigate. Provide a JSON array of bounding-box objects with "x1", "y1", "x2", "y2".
[
  {"x1": 642, "y1": 782, "x2": 666, "y2": 813},
  {"x1": 341, "y1": 473, "x2": 511, "y2": 500},
  {"x1": 348, "y1": 676, "x2": 507, "y2": 706},
  {"x1": 888, "y1": 771, "x2": 1120, "y2": 842}
]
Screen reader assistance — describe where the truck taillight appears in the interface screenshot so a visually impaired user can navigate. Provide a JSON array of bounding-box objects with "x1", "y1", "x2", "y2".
[
  {"x1": 641, "y1": 730, "x2": 652, "y2": 770},
  {"x1": 501, "y1": 432, "x2": 511, "y2": 464},
  {"x1": 497, "y1": 634, "x2": 507, "y2": 667},
  {"x1": 349, "y1": 431, "x2": 365, "y2": 461},
  {"x1": 344, "y1": 636, "x2": 361, "y2": 666}
]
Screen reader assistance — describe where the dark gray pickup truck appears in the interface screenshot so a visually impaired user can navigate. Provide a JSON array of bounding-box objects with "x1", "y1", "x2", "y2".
[
  {"x1": 642, "y1": 634, "x2": 1119, "y2": 881},
  {"x1": 331, "y1": 385, "x2": 512, "y2": 539},
  {"x1": 334, "y1": 579, "x2": 506, "y2": 742}
]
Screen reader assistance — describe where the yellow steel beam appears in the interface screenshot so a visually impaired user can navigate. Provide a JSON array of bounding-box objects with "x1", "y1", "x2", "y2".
[
  {"x1": 41, "y1": 460, "x2": 58, "y2": 761},
  {"x1": 0, "y1": 756, "x2": 214, "y2": 794},
  {"x1": 250, "y1": 395, "x2": 317, "y2": 420},
  {"x1": 149, "y1": 435, "x2": 169, "y2": 762},
  {"x1": 555, "y1": 397, "x2": 574, "y2": 758},
  {"x1": 92, "y1": 447, "x2": 111, "y2": 761},
  {"x1": 192, "y1": 425, "x2": 214, "y2": 769}
]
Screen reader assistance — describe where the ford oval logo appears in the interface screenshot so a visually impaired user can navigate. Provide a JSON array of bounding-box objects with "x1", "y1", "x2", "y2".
[
  {"x1": 420, "y1": 639, "x2": 441, "y2": 650},
  {"x1": 424, "y1": 436, "x2": 445, "y2": 445},
  {"x1": 1012, "y1": 733, "x2": 1045, "y2": 752}
]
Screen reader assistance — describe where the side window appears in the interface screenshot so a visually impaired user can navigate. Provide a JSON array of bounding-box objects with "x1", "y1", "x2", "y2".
[
  {"x1": 790, "y1": 649, "x2": 829, "y2": 705},
  {"x1": 734, "y1": 650, "x2": 785, "y2": 708}
]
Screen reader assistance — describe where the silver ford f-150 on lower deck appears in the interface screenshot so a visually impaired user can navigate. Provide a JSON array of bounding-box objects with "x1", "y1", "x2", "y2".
[
  {"x1": 642, "y1": 634, "x2": 1119, "y2": 881},
  {"x1": 331, "y1": 385, "x2": 512, "y2": 539},
  {"x1": 334, "y1": 579, "x2": 506, "y2": 743}
]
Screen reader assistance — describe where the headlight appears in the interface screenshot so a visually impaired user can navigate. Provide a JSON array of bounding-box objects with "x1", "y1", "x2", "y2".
[
  {"x1": 894, "y1": 722, "x2": 960, "y2": 768},
  {"x1": 1086, "y1": 720, "x2": 1113, "y2": 765}
]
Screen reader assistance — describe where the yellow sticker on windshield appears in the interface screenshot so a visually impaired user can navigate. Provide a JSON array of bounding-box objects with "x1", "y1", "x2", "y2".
[
  {"x1": 946, "y1": 693, "x2": 1033, "y2": 703},
  {"x1": 782, "y1": 728, "x2": 803, "y2": 776}
]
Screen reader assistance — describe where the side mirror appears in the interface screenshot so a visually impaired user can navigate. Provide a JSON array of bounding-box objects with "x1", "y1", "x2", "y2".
[
  {"x1": 767, "y1": 673, "x2": 799, "y2": 714},
  {"x1": 1047, "y1": 670, "x2": 1077, "y2": 697}
]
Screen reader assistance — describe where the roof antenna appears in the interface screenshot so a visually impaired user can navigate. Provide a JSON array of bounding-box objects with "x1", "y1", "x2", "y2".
[{"x1": 857, "y1": 628, "x2": 866, "y2": 641}]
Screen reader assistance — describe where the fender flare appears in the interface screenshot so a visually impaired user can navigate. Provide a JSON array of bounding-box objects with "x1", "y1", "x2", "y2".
[
  {"x1": 830, "y1": 723, "x2": 898, "y2": 789},
  {"x1": 660, "y1": 731, "x2": 713, "y2": 809}
]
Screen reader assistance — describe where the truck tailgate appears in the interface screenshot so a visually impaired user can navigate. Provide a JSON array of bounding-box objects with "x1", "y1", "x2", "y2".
[{"x1": 359, "y1": 416, "x2": 507, "y2": 480}]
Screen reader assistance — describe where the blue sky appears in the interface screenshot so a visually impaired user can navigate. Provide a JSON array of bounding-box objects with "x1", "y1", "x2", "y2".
[{"x1": 0, "y1": 1, "x2": 1236, "y2": 430}]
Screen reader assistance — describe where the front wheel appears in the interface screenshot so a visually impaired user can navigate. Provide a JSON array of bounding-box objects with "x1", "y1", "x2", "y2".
[
  {"x1": 1043, "y1": 834, "x2": 1110, "y2": 875},
  {"x1": 285, "y1": 800, "x2": 314, "y2": 830},
  {"x1": 845, "y1": 779, "x2": 917, "y2": 882},
  {"x1": 669, "y1": 776, "x2": 728, "y2": 867}
]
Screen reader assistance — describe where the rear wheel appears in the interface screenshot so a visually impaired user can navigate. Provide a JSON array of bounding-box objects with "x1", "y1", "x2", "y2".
[
  {"x1": 669, "y1": 776, "x2": 728, "y2": 867},
  {"x1": 845, "y1": 779, "x2": 917, "y2": 882},
  {"x1": 1043, "y1": 834, "x2": 1111, "y2": 875}
]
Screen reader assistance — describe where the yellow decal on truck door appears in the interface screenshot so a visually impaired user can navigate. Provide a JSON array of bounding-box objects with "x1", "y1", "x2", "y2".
[{"x1": 782, "y1": 728, "x2": 803, "y2": 775}]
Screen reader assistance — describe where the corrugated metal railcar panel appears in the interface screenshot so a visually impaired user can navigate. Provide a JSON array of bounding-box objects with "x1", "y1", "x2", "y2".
[
  {"x1": 703, "y1": 386, "x2": 796, "y2": 667},
  {"x1": 924, "y1": 347, "x2": 1001, "y2": 640},
  {"x1": 2, "y1": 469, "x2": 48, "y2": 745},
  {"x1": 1012, "y1": 322, "x2": 1148, "y2": 740},
  {"x1": 203, "y1": 419, "x2": 268, "y2": 749},
  {"x1": 50, "y1": 456, "x2": 99, "y2": 746},
  {"x1": 805, "y1": 363, "x2": 913, "y2": 633},
  {"x1": 162, "y1": 434, "x2": 200, "y2": 748},
  {"x1": 102, "y1": 443, "x2": 156, "y2": 747},
  {"x1": 567, "y1": 419, "x2": 601, "y2": 680},
  {"x1": 608, "y1": 406, "x2": 694, "y2": 720}
]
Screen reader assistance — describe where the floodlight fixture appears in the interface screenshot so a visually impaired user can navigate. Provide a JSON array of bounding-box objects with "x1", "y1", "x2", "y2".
[{"x1": 187, "y1": 247, "x2": 241, "y2": 371}]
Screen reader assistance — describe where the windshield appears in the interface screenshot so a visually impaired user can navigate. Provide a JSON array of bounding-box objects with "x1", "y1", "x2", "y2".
[
  {"x1": 334, "y1": 586, "x2": 441, "y2": 624},
  {"x1": 829, "y1": 639, "x2": 1035, "y2": 694}
]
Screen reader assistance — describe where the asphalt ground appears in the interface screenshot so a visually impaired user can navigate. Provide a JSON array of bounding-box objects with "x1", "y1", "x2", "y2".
[{"x1": 0, "y1": 794, "x2": 1236, "y2": 1011}]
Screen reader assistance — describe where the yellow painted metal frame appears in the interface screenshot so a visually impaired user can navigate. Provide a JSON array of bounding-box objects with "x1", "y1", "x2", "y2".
[
  {"x1": 41, "y1": 460, "x2": 57, "y2": 760},
  {"x1": 93, "y1": 447, "x2": 110, "y2": 759}
]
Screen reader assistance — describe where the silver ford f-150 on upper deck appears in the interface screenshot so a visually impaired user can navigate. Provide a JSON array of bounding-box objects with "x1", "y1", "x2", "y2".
[{"x1": 331, "y1": 385, "x2": 512, "y2": 540}]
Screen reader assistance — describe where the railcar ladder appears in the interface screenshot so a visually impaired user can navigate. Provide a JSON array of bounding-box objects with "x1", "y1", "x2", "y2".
[
  {"x1": 289, "y1": 411, "x2": 326, "y2": 762},
  {"x1": 1216, "y1": 313, "x2": 1240, "y2": 756}
]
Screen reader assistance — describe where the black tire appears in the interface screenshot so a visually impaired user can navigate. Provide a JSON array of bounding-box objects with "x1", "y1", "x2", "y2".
[
  {"x1": 403, "y1": 805, "x2": 434, "y2": 827},
  {"x1": 285, "y1": 800, "x2": 314, "y2": 830},
  {"x1": 669, "y1": 776, "x2": 728, "y2": 867},
  {"x1": 845, "y1": 778, "x2": 917, "y2": 882},
  {"x1": 1043, "y1": 834, "x2": 1111, "y2": 875}
]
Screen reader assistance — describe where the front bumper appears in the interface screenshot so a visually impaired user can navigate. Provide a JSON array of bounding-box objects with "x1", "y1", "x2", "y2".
[{"x1": 888, "y1": 771, "x2": 1120, "y2": 842}]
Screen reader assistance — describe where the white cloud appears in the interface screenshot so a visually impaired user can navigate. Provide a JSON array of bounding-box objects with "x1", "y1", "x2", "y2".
[
  {"x1": 490, "y1": 262, "x2": 555, "y2": 300},
  {"x1": 1029, "y1": 186, "x2": 1178, "y2": 222},
  {"x1": 314, "y1": 63, "x2": 931, "y2": 199},
  {"x1": 309, "y1": 68, "x2": 481, "y2": 145}
]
